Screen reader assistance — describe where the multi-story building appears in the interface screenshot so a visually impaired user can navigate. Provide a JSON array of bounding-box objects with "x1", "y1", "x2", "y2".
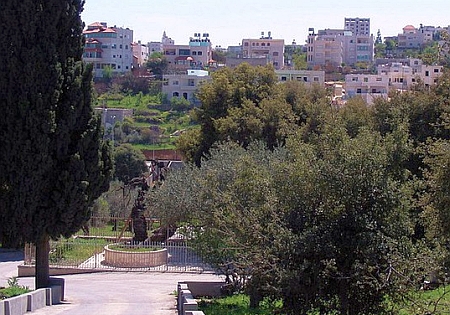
[
  {"x1": 275, "y1": 69, "x2": 325, "y2": 86},
  {"x1": 83, "y1": 22, "x2": 134, "y2": 78},
  {"x1": 344, "y1": 17, "x2": 371, "y2": 36},
  {"x1": 397, "y1": 24, "x2": 443, "y2": 50},
  {"x1": 241, "y1": 32, "x2": 285, "y2": 69},
  {"x1": 132, "y1": 40, "x2": 149, "y2": 69},
  {"x1": 162, "y1": 69, "x2": 211, "y2": 104},
  {"x1": 306, "y1": 18, "x2": 374, "y2": 69},
  {"x1": 163, "y1": 33, "x2": 213, "y2": 72},
  {"x1": 345, "y1": 58, "x2": 443, "y2": 104}
]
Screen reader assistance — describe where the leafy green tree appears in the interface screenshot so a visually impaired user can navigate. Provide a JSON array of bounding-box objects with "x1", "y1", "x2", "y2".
[
  {"x1": 145, "y1": 52, "x2": 168, "y2": 80},
  {"x1": 102, "y1": 65, "x2": 113, "y2": 83},
  {"x1": 113, "y1": 144, "x2": 148, "y2": 184},
  {"x1": 292, "y1": 51, "x2": 308, "y2": 70},
  {"x1": 276, "y1": 126, "x2": 413, "y2": 314},
  {"x1": 185, "y1": 63, "x2": 279, "y2": 165},
  {"x1": 150, "y1": 142, "x2": 287, "y2": 308},
  {"x1": 337, "y1": 96, "x2": 374, "y2": 137},
  {"x1": 0, "y1": 0, "x2": 113, "y2": 288}
]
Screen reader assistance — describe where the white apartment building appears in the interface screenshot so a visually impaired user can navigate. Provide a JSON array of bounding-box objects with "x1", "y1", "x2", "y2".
[
  {"x1": 345, "y1": 59, "x2": 444, "y2": 105},
  {"x1": 83, "y1": 22, "x2": 134, "y2": 78},
  {"x1": 242, "y1": 32, "x2": 285, "y2": 70},
  {"x1": 275, "y1": 70, "x2": 325, "y2": 86},
  {"x1": 162, "y1": 69, "x2": 211, "y2": 104}
]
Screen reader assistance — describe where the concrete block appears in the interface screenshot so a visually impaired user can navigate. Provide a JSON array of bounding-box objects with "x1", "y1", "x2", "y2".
[
  {"x1": 183, "y1": 297, "x2": 198, "y2": 314},
  {"x1": 26, "y1": 289, "x2": 47, "y2": 311},
  {"x1": 178, "y1": 289, "x2": 192, "y2": 313},
  {"x1": 49, "y1": 277, "x2": 65, "y2": 304},
  {"x1": 185, "y1": 312, "x2": 205, "y2": 315},
  {"x1": 4, "y1": 294, "x2": 27, "y2": 315},
  {"x1": 0, "y1": 300, "x2": 5, "y2": 315}
]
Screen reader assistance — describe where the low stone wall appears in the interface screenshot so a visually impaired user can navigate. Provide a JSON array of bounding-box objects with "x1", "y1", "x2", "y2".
[
  {"x1": 177, "y1": 281, "x2": 226, "y2": 315},
  {"x1": 0, "y1": 285, "x2": 61, "y2": 315},
  {"x1": 103, "y1": 245, "x2": 167, "y2": 268}
]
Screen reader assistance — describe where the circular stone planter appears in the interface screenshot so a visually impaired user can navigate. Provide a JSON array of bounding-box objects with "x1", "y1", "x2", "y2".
[{"x1": 103, "y1": 244, "x2": 168, "y2": 268}]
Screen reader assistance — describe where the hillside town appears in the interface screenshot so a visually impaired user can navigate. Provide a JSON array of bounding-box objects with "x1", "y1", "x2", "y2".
[{"x1": 83, "y1": 17, "x2": 450, "y2": 106}]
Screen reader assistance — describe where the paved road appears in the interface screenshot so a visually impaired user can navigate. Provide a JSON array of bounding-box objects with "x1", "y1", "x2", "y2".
[{"x1": 0, "y1": 249, "x2": 223, "y2": 315}]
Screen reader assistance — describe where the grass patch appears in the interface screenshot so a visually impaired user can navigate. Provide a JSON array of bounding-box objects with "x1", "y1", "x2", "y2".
[
  {"x1": 199, "y1": 294, "x2": 282, "y2": 315},
  {"x1": 396, "y1": 285, "x2": 450, "y2": 314},
  {"x1": 0, "y1": 277, "x2": 30, "y2": 300},
  {"x1": 49, "y1": 238, "x2": 109, "y2": 265}
]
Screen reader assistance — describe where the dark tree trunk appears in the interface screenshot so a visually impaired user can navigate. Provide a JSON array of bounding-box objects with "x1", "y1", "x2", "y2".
[
  {"x1": 248, "y1": 283, "x2": 263, "y2": 309},
  {"x1": 35, "y1": 234, "x2": 50, "y2": 289}
]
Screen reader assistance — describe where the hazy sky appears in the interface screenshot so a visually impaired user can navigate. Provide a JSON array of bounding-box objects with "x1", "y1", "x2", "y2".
[{"x1": 81, "y1": 0, "x2": 450, "y2": 47}]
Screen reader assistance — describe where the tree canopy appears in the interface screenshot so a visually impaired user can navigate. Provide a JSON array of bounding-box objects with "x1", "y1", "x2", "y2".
[{"x1": 159, "y1": 65, "x2": 450, "y2": 313}]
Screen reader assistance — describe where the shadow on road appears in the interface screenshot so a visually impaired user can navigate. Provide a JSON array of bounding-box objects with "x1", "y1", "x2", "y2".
[{"x1": 0, "y1": 249, "x2": 24, "y2": 262}]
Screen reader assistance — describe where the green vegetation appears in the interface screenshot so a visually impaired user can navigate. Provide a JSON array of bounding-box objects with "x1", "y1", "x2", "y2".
[
  {"x1": 0, "y1": 278, "x2": 30, "y2": 300},
  {"x1": 149, "y1": 64, "x2": 450, "y2": 314},
  {"x1": 199, "y1": 294, "x2": 282, "y2": 315},
  {"x1": 97, "y1": 93, "x2": 163, "y2": 111},
  {"x1": 49, "y1": 238, "x2": 108, "y2": 265}
]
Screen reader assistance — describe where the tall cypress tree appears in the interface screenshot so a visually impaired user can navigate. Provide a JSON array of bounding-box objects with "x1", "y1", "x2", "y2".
[{"x1": 0, "y1": 1, "x2": 113, "y2": 288}]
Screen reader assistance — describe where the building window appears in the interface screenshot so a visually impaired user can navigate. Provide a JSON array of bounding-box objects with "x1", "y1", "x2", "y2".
[
  {"x1": 313, "y1": 77, "x2": 319, "y2": 82},
  {"x1": 281, "y1": 76, "x2": 287, "y2": 81},
  {"x1": 352, "y1": 77, "x2": 358, "y2": 82},
  {"x1": 197, "y1": 51, "x2": 203, "y2": 56},
  {"x1": 244, "y1": 42, "x2": 249, "y2": 46},
  {"x1": 364, "y1": 77, "x2": 368, "y2": 82},
  {"x1": 192, "y1": 51, "x2": 197, "y2": 55},
  {"x1": 261, "y1": 43, "x2": 266, "y2": 46},
  {"x1": 111, "y1": 44, "x2": 117, "y2": 49},
  {"x1": 173, "y1": 80, "x2": 179, "y2": 85},
  {"x1": 425, "y1": 71, "x2": 430, "y2": 76},
  {"x1": 179, "y1": 49, "x2": 190, "y2": 56},
  {"x1": 273, "y1": 52, "x2": 279, "y2": 56},
  {"x1": 357, "y1": 88, "x2": 361, "y2": 93},
  {"x1": 125, "y1": 45, "x2": 128, "y2": 49},
  {"x1": 173, "y1": 92, "x2": 179, "y2": 97},
  {"x1": 267, "y1": 43, "x2": 270, "y2": 46},
  {"x1": 120, "y1": 44, "x2": 123, "y2": 49},
  {"x1": 252, "y1": 43, "x2": 255, "y2": 46},
  {"x1": 188, "y1": 79, "x2": 195, "y2": 86},
  {"x1": 434, "y1": 68, "x2": 439, "y2": 73},
  {"x1": 183, "y1": 93, "x2": 188, "y2": 99}
]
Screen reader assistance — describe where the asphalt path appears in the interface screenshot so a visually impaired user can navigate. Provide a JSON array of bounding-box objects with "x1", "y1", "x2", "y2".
[{"x1": 0, "y1": 249, "x2": 223, "y2": 315}]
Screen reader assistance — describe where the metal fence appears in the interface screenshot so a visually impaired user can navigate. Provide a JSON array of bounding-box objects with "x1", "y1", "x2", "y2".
[{"x1": 24, "y1": 216, "x2": 214, "y2": 273}]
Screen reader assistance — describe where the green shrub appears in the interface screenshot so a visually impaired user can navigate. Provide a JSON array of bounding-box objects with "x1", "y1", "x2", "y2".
[{"x1": 0, "y1": 277, "x2": 30, "y2": 300}]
